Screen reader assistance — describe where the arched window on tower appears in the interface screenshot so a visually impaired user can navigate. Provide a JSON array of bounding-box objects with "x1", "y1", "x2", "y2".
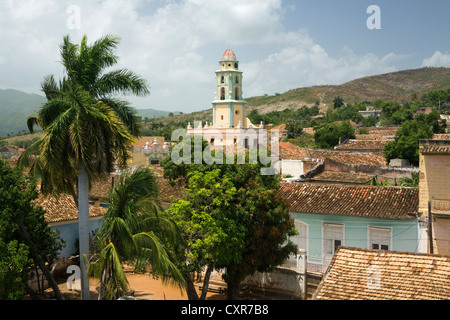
[
  {"x1": 235, "y1": 87, "x2": 239, "y2": 100},
  {"x1": 220, "y1": 87, "x2": 225, "y2": 100},
  {"x1": 220, "y1": 76, "x2": 224, "y2": 84},
  {"x1": 236, "y1": 76, "x2": 239, "y2": 84}
]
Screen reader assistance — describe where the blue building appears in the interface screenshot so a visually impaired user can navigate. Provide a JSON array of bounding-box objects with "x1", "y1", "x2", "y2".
[
  {"x1": 36, "y1": 193, "x2": 107, "y2": 258},
  {"x1": 279, "y1": 183, "x2": 421, "y2": 273}
]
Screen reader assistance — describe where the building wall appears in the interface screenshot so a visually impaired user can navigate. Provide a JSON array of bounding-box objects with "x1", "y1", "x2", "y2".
[
  {"x1": 214, "y1": 105, "x2": 230, "y2": 127},
  {"x1": 51, "y1": 217, "x2": 104, "y2": 258},
  {"x1": 281, "y1": 160, "x2": 303, "y2": 178},
  {"x1": 432, "y1": 216, "x2": 450, "y2": 256},
  {"x1": 419, "y1": 153, "x2": 450, "y2": 214},
  {"x1": 289, "y1": 212, "x2": 419, "y2": 272}
]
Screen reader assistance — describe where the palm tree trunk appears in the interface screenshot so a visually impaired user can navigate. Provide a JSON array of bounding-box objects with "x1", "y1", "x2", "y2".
[{"x1": 78, "y1": 163, "x2": 90, "y2": 300}]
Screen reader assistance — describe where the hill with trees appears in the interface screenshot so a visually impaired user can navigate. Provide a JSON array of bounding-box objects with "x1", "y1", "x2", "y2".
[{"x1": 0, "y1": 88, "x2": 178, "y2": 138}]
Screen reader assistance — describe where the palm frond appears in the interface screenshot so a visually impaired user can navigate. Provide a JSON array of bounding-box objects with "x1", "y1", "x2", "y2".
[
  {"x1": 133, "y1": 231, "x2": 186, "y2": 292},
  {"x1": 93, "y1": 69, "x2": 150, "y2": 98}
]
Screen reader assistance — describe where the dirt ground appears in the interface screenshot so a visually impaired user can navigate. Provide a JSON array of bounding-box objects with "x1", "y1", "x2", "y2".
[{"x1": 42, "y1": 271, "x2": 228, "y2": 300}]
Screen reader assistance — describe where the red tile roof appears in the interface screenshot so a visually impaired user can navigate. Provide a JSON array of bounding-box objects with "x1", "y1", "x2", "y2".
[
  {"x1": 335, "y1": 139, "x2": 388, "y2": 152},
  {"x1": 313, "y1": 247, "x2": 450, "y2": 300},
  {"x1": 419, "y1": 139, "x2": 450, "y2": 154},
  {"x1": 311, "y1": 171, "x2": 374, "y2": 185},
  {"x1": 34, "y1": 193, "x2": 107, "y2": 223},
  {"x1": 278, "y1": 183, "x2": 418, "y2": 220}
]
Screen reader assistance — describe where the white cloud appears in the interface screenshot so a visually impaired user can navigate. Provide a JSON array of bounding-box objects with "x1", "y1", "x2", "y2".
[
  {"x1": 422, "y1": 51, "x2": 450, "y2": 67},
  {"x1": 0, "y1": 0, "x2": 415, "y2": 112}
]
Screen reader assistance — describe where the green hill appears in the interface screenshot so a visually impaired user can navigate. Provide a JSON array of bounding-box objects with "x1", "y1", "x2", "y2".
[
  {"x1": 0, "y1": 88, "x2": 180, "y2": 137},
  {"x1": 0, "y1": 89, "x2": 46, "y2": 137},
  {"x1": 245, "y1": 67, "x2": 450, "y2": 114}
]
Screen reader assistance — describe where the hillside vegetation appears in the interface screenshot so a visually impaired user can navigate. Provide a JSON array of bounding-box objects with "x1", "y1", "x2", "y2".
[
  {"x1": 245, "y1": 67, "x2": 450, "y2": 114},
  {"x1": 0, "y1": 88, "x2": 176, "y2": 138},
  {"x1": 3, "y1": 67, "x2": 450, "y2": 141}
]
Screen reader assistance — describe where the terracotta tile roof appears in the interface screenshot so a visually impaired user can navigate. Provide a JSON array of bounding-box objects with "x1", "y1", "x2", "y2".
[
  {"x1": 34, "y1": 193, "x2": 107, "y2": 224},
  {"x1": 355, "y1": 134, "x2": 392, "y2": 141},
  {"x1": 311, "y1": 171, "x2": 374, "y2": 185},
  {"x1": 278, "y1": 183, "x2": 418, "y2": 220},
  {"x1": 276, "y1": 143, "x2": 387, "y2": 165},
  {"x1": 269, "y1": 123, "x2": 286, "y2": 132},
  {"x1": 89, "y1": 174, "x2": 119, "y2": 200},
  {"x1": 278, "y1": 142, "x2": 310, "y2": 160},
  {"x1": 317, "y1": 150, "x2": 387, "y2": 166},
  {"x1": 433, "y1": 133, "x2": 450, "y2": 140},
  {"x1": 336, "y1": 139, "x2": 388, "y2": 152},
  {"x1": 152, "y1": 166, "x2": 184, "y2": 204},
  {"x1": 419, "y1": 139, "x2": 450, "y2": 154},
  {"x1": 365, "y1": 126, "x2": 401, "y2": 136},
  {"x1": 313, "y1": 247, "x2": 450, "y2": 300}
]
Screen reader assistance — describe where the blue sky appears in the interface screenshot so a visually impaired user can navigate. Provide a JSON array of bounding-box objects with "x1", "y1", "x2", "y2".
[{"x1": 1, "y1": 0, "x2": 450, "y2": 113}]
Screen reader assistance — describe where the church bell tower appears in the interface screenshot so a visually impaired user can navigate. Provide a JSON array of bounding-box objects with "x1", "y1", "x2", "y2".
[{"x1": 212, "y1": 49, "x2": 247, "y2": 128}]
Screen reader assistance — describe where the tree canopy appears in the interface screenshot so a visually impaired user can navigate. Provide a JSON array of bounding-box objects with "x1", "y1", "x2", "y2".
[
  {"x1": 162, "y1": 136, "x2": 297, "y2": 299},
  {"x1": 0, "y1": 158, "x2": 64, "y2": 299}
]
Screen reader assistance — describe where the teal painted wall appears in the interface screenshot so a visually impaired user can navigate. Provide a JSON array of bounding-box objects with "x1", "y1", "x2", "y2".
[{"x1": 290, "y1": 212, "x2": 419, "y2": 266}]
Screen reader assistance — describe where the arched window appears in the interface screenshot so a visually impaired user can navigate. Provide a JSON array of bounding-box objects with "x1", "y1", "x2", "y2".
[
  {"x1": 235, "y1": 87, "x2": 239, "y2": 100},
  {"x1": 235, "y1": 76, "x2": 239, "y2": 84},
  {"x1": 220, "y1": 87, "x2": 225, "y2": 100},
  {"x1": 220, "y1": 76, "x2": 224, "y2": 84}
]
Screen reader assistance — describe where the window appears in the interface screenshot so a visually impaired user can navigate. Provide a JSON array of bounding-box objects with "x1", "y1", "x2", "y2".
[
  {"x1": 292, "y1": 221, "x2": 308, "y2": 251},
  {"x1": 368, "y1": 226, "x2": 391, "y2": 250},
  {"x1": 220, "y1": 115, "x2": 224, "y2": 120},
  {"x1": 235, "y1": 110, "x2": 239, "y2": 115},
  {"x1": 236, "y1": 76, "x2": 239, "y2": 84},
  {"x1": 220, "y1": 87, "x2": 225, "y2": 100},
  {"x1": 234, "y1": 62, "x2": 238, "y2": 69},
  {"x1": 210, "y1": 138, "x2": 215, "y2": 145},
  {"x1": 323, "y1": 223, "x2": 344, "y2": 263},
  {"x1": 220, "y1": 76, "x2": 224, "y2": 84},
  {"x1": 235, "y1": 87, "x2": 239, "y2": 100}
]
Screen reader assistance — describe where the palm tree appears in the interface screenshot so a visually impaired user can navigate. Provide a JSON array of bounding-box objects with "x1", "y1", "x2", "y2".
[
  {"x1": 18, "y1": 34, "x2": 149, "y2": 300},
  {"x1": 90, "y1": 166, "x2": 185, "y2": 299}
]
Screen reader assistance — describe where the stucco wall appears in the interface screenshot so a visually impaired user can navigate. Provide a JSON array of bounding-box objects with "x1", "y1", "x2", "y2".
[
  {"x1": 51, "y1": 217, "x2": 104, "y2": 258},
  {"x1": 289, "y1": 212, "x2": 420, "y2": 272}
]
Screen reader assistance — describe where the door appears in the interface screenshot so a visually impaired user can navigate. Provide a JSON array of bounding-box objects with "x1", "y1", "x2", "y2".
[{"x1": 286, "y1": 221, "x2": 308, "y2": 269}]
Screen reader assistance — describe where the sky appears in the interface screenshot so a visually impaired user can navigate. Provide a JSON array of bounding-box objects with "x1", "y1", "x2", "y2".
[{"x1": 1, "y1": 0, "x2": 450, "y2": 114}]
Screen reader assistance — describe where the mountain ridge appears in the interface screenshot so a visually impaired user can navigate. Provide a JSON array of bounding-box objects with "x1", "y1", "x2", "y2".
[
  {"x1": 0, "y1": 88, "x2": 175, "y2": 137},
  {"x1": 2, "y1": 67, "x2": 450, "y2": 137}
]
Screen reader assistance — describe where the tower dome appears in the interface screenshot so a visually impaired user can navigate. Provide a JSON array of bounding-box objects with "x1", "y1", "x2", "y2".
[{"x1": 221, "y1": 49, "x2": 237, "y2": 61}]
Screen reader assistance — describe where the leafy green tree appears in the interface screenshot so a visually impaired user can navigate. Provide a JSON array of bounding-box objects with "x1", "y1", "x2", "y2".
[
  {"x1": 0, "y1": 158, "x2": 64, "y2": 299},
  {"x1": 18, "y1": 34, "x2": 149, "y2": 299},
  {"x1": 0, "y1": 240, "x2": 32, "y2": 300},
  {"x1": 314, "y1": 121, "x2": 355, "y2": 149},
  {"x1": 162, "y1": 137, "x2": 297, "y2": 299},
  {"x1": 333, "y1": 96, "x2": 344, "y2": 109},
  {"x1": 167, "y1": 169, "x2": 241, "y2": 300},
  {"x1": 285, "y1": 120, "x2": 304, "y2": 139},
  {"x1": 383, "y1": 120, "x2": 433, "y2": 166},
  {"x1": 222, "y1": 179, "x2": 297, "y2": 299},
  {"x1": 90, "y1": 166, "x2": 185, "y2": 300}
]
